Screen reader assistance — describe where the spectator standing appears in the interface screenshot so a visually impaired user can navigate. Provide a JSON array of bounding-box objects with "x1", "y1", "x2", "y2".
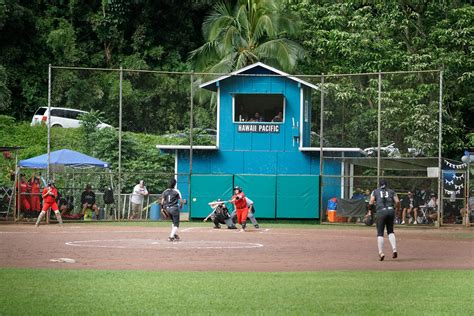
[
  {"x1": 130, "y1": 180, "x2": 148, "y2": 219},
  {"x1": 17, "y1": 174, "x2": 31, "y2": 217},
  {"x1": 29, "y1": 176, "x2": 41, "y2": 216}
]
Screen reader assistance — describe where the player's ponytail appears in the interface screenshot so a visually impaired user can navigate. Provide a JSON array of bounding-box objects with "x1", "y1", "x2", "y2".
[{"x1": 379, "y1": 179, "x2": 388, "y2": 207}]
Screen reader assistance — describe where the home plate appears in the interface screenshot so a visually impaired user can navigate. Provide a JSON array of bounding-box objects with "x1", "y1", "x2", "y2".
[{"x1": 50, "y1": 258, "x2": 76, "y2": 263}]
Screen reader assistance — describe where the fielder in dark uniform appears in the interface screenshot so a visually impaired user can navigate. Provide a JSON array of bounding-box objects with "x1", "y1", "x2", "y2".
[
  {"x1": 161, "y1": 178, "x2": 182, "y2": 242},
  {"x1": 368, "y1": 179, "x2": 400, "y2": 261}
]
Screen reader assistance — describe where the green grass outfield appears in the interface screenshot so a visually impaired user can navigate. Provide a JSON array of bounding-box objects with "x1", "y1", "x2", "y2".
[{"x1": 0, "y1": 269, "x2": 472, "y2": 315}]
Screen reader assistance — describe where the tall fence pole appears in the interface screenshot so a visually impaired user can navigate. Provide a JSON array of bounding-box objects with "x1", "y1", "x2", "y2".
[
  {"x1": 47, "y1": 64, "x2": 52, "y2": 179},
  {"x1": 377, "y1": 71, "x2": 382, "y2": 182},
  {"x1": 118, "y1": 66, "x2": 123, "y2": 220},
  {"x1": 437, "y1": 70, "x2": 443, "y2": 227},
  {"x1": 188, "y1": 72, "x2": 194, "y2": 217},
  {"x1": 189, "y1": 72, "x2": 194, "y2": 175},
  {"x1": 319, "y1": 74, "x2": 324, "y2": 221}
]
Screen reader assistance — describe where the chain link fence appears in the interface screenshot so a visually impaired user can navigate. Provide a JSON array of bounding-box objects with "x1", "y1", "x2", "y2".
[{"x1": 2, "y1": 66, "x2": 466, "y2": 226}]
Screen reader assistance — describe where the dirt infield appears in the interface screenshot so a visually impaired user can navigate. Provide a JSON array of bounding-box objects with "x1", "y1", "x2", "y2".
[{"x1": 0, "y1": 224, "x2": 473, "y2": 272}]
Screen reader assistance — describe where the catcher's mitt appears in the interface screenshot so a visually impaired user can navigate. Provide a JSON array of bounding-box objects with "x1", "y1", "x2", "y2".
[
  {"x1": 160, "y1": 206, "x2": 170, "y2": 219},
  {"x1": 364, "y1": 212, "x2": 374, "y2": 226}
]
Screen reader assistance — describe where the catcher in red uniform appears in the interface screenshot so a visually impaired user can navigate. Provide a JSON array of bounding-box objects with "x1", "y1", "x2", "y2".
[
  {"x1": 35, "y1": 181, "x2": 63, "y2": 227},
  {"x1": 230, "y1": 186, "x2": 248, "y2": 231}
]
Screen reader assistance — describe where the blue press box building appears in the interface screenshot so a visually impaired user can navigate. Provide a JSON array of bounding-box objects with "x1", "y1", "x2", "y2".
[{"x1": 157, "y1": 63, "x2": 364, "y2": 219}]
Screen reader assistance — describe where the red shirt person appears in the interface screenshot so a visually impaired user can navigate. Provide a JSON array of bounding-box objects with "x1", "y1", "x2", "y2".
[
  {"x1": 29, "y1": 176, "x2": 41, "y2": 212},
  {"x1": 35, "y1": 181, "x2": 63, "y2": 227},
  {"x1": 42, "y1": 184, "x2": 59, "y2": 211},
  {"x1": 17, "y1": 175, "x2": 31, "y2": 214},
  {"x1": 230, "y1": 186, "x2": 249, "y2": 231}
]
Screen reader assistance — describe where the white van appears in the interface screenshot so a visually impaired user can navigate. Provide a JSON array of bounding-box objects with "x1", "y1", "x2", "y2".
[{"x1": 31, "y1": 107, "x2": 112, "y2": 129}]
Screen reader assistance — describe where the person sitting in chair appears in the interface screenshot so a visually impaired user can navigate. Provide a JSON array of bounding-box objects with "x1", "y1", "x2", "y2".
[
  {"x1": 81, "y1": 184, "x2": 99, "y2": 219},
  {"x1": 401, "y1": 190, "x2": 419, "y2": 224},
  {"x1": 459, "y1": 189, "x2": 473, "y2": 225},
  {"x1": 427, "y1": 193, "x2": 440, "y2": 222}
]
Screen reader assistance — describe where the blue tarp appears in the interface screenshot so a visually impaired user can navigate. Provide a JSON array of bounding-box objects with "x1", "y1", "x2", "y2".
[{"x1": 19, "y1": 149, "x2": 109, "y2": 169}]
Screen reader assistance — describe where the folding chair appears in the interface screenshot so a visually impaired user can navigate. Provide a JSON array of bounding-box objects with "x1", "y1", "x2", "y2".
[{"x1": 418, "y1": 205, "x2": 435, "y2": 224}]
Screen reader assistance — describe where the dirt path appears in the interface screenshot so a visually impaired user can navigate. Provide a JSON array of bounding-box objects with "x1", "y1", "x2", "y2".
[{"x1": 1, "y1": 224, "x2": 472, "y2": 272}]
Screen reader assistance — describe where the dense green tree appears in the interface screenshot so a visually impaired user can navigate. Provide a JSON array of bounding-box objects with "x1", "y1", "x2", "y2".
[
  {"x1": 290, "y1": 0, "x2": 473, "y2": 157},
  {"x1": 0, "y1": 0, "x2": 471, "y2": 159},
  {"x1": 188, "y1": 0, "x2": 304, "y2": 73}
]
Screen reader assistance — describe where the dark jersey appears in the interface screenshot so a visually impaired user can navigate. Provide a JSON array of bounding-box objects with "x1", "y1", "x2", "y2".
[
  {"x1": 371, "y1": 188, "x2": 397, "y2": 211},
  {"x1": 401, "y1": 197, "x2": 419, "y2": 209},
  {"x1": 81, "y1": 190, "x2": 96, "y2": 205},
  {"x1": 162, "y1": 188, "x2": 181, "y2": 208},
  {"x1": 215, "y1": 205, "x2": 231, "y2": 220}
]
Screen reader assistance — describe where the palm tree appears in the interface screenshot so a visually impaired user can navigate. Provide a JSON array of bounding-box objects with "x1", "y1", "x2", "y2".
[{"x1": 188, "y1": 0, "x2": 304, "y2": 74}]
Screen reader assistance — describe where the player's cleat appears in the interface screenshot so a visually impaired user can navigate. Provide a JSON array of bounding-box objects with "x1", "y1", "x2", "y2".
[
  {"x1": 392, "y1": 251, "x2": 398, "y2": 259},
  {"x1": 254, "y1": 224, "x2": 260, "y2": 229},
  {"x1": 35, "y1": 223, "x2": 39, "y2": 228},
  {"x1": 379, "y1": 253, "x2": 385, "y2": 261},
  {"x1": 228, "y1": 226, "x2": 237, "y2": 229},
  {"x1": 168, "y1": 237, "x2": 175, "y2": 242},
  {"x1": 174, "y1": 234, "x2": 180, "y2": 241},
  {"x1": 413, "y1": 220, "x2": 417, "y2": 225},
  {"x1": 213, "y1": 225, "x2": 221, "y2": 229},
  {"x1": 401, "y1": 221, "x2": 405, "y2": 225}
]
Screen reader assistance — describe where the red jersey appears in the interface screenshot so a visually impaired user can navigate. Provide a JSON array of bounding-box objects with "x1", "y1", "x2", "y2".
[
  {"x1": 42, "y1": 187, "x2": 58, "y2": 204},
  {"x1": 20, "y1": 181, "x2": 29, "y2": 193},
  {"x1": 30, "y1": 181, "x2": 40, "y2": 194},
  {"x1": 232, "y1": 192, "x2": 247, "y2": 209}
]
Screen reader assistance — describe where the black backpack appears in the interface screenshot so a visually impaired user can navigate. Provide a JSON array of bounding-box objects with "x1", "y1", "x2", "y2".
[{"x1": 103, "y1": 187, "x2": 114, "y2": 204}]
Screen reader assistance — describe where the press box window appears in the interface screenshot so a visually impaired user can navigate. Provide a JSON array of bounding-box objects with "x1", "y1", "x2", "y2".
[{"x1": 233, "y1": 94, "x2": 285, "y2": 123}]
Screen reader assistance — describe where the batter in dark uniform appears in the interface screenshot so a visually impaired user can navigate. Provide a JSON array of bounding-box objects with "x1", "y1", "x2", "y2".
[
  {"x1": 368, "y1": 179, "x2": 400, "y2": 261},
  {"x1": 161, "y1": 178, "x2": 182, "y2": 242}
]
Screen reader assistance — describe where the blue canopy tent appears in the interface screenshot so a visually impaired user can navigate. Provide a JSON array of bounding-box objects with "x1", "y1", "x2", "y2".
[
  {"x1": 16, "y1": 149, "x2": 112, "y2": 221},
  {"x1": 19, "y1": 149, "x2": 109, "y2": 169}
]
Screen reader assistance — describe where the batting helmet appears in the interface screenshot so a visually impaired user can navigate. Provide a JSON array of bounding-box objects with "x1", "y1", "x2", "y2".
[{"x1": 233, "y1": 186, "x2": 242, "y2": 193}]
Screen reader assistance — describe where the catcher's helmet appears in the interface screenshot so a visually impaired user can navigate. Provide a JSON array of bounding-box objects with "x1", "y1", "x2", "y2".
[{"x1": 233, "y1": 186, "x2": 242, "y2": 193}]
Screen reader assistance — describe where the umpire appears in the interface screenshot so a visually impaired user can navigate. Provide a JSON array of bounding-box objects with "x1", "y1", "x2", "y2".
[
  {"x1": 368, "y1": 179, "x2": 400, "y2": 261},
  {"x1": 161, "y1": 178, "x2": 182, "y2": 242}
]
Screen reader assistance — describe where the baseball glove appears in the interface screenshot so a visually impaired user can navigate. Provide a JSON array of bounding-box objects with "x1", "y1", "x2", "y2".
[
  {"x1": 364, "y1": 212, "x2": 374, "y2": 226},
  {"x1": 160, "y1": 206, "x2": 170, "y2": 219}
]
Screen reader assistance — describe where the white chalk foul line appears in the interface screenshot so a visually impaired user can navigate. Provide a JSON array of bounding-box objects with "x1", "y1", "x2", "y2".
[
  {"x1": 155, "y1": 240, "x2": 264, "y2": 249},
  {"x1": 65, "y1": 239, "x2": 263, "y2": 250},
  {"x1": 50, "y1": 258, "x2": 76, "y2": 263},
  {"x1": 181, "y1": 227, "x2": 270, "y2": 234}
]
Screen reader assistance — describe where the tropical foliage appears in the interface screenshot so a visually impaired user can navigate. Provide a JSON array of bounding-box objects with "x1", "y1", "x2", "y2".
[
  {"x1": 188, "y1": 0, "x2": 304, "y2": 73},
  {"x1": 0, "y1": 0, "x2": 472, "y2": 163}
]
